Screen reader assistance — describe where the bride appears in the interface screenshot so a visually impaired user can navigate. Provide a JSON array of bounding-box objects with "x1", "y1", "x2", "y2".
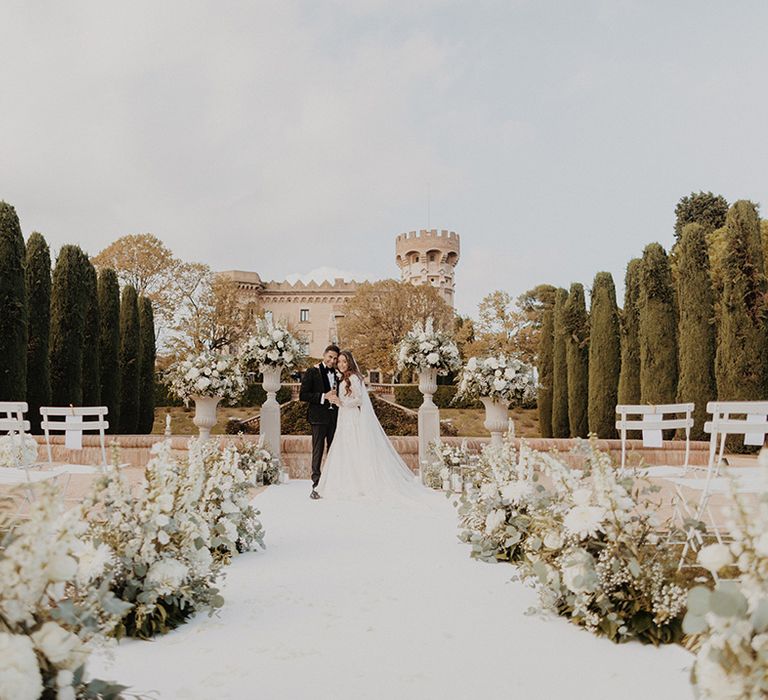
[{"x1": 316, "y1": 350, "x2": 420, "y2": 500}]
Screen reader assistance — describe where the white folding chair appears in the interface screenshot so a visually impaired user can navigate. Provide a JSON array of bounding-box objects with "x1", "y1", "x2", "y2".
[
  {"x1": 40, "y1": 406, "x2": 110, "y2": 466},
  {"x1": 615, "y1": 403, "x2": 694, "y2": 472},
  {"x1": 676, "y1": 401, "x2": 768, "y2": 566},
  {"x1": 0, "y1": 401, "x2": 31, "y2": 467}
]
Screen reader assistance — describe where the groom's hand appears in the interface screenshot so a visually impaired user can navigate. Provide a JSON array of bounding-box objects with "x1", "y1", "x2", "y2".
[{"x1": 323, "y1": 389, "x2": 337, "y2": 403}]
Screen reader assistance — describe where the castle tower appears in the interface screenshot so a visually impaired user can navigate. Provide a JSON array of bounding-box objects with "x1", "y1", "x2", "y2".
[{"x1": 395, "y1": 229, "x2": 460, "y2": 308}]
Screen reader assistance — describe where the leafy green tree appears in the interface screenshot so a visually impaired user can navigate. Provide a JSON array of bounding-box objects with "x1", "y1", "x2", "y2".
[
  {"x1": 0, "y1": 202, "x2": 28, "y2": 401},
  {"x1": 715, "y1": 201, "x2": 768, "y2": 402},
  {"x1": 138, "y1": 296, "x2": 156, "y2": 434},
  {"x1": 81, "y1": 257, "x2": 101, "y2": 405},
  {"x1": 118, "y1": 285, "x2": 140, "y2": 433},
  {"x1": 675, "y1": 223, "x2": 717, "y2": 439},
  {"x1": 551, "y1": 288, "x2": 570, "y2": 438},
  {"x1": 50, "y1": 245, "x2": 87, "y2": 405},
  {"x1": 638, "y1": 244, "x2": 678, "y2": 405},
  {"x1": 98, "y1": 268, "x2": 121, "y2": 432},
  {"x1": 563, "y1": 283, "x2": 589, "y2": 438},
  {"x1": 618, "y1": 259, "x2": 642, "y2": 405},
  {"x1": 25, "y1": 232, "x2": 51, "y2": 431},
  {"x1": 588, "y1": 272, "x2": 620, "y2": 438},
  {"x1": 674, "y1": 191, "x2": 728, "y2": 241},
  {"x1": 537, "y1": 304, "x2": 554, "y2": 437}
]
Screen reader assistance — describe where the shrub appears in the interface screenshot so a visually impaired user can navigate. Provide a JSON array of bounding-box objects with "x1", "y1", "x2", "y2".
[
  {"x1": 537, "y1": 306, "x2": 555, "y2": 438},
  {"x1": 81, "y1": 257, "x2": 101, "y2": 405},
  {"x1": 118, "y1": 285, "x2": 140, "y2": 433},
  {"x1": 0, "y1": 201, "x2": 28, "y2": 401},
  {"x1": 551, "y1": 288, "x2": 570, "y2": 438},
  {"x1": 138, "y1": 296, "x2": 156, "y2": 433},
  {"x1": 563, "y1": 283, "x2": 589, "y2": 438},
  {"x1": 618, "y1": 258, "x2": 641, "y2": 405},
  {"x1": 98, "y1": 268, "x2": 121, "y2": 432},
  {"x1": 25, "y1": 232, "x2": 51, "y2": 432},
  {"x1": 588, "y1": 272, "x2": 620, "y2": 438}
]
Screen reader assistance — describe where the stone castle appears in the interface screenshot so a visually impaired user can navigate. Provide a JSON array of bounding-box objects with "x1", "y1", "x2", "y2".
[{"x1": 220, "y1": 229, "x2": 460, "y2": 359}]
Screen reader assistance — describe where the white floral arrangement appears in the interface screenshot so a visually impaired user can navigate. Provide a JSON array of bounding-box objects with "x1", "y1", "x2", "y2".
[
  {"x1": 241, "y1": 317, "x2": 305, "y2": 370},
  {"x1": 191, "y1": 439, "x2": 266, "y2": 561},
  {"x1": 454, "y1": 438, "x2": 687, "y2": 644},
  {"x1": 455, "y1": 355, "x2": 536, "y2": 405},
  {"x1": 395, "y1": 317, "x2": 461, "y2": 375},
  {"x1": 166, "y1": 350, "x2": 246, "y2": 404},
  {"x1": 237, "y1": 439, "x2": 280, "y2": 486},
  {"x1": 80, "y1": 441, "x2": 226, "y2": 639},
  {"x1": 0, "y1": 485, "x2": 131, "y2": 699},
  {"x1": 683, "y1": 460, "x2": 768, "y2": 698},
  {"x1": 0, "y1": 433, "x2": 39, "y2": 467}
]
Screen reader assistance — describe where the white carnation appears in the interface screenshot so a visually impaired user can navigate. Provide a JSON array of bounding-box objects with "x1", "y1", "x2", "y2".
[
  {"x1": 500, "y1": 481, "x2": 531, "y2": 505},
  {"x1": 563, "y1": 505, "x2": 606, "y2": 539},
  {"x1": 0, "y1": 633, "x2": 43, "y2": 700},
  {"x1": 146, "y1": 558, "x2": 188, "y2": 595}
]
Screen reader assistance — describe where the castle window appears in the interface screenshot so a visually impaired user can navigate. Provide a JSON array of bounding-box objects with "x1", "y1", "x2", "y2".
[{"x1": 300, "y1": 308, "x2": 310, "y2": 323}]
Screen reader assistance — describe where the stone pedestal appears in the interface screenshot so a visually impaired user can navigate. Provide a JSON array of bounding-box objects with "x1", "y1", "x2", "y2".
[
  {"x1": 417, "y1": 368, "x2": 440, "y2": 475},
  {"x1": 260, "y1": 365, "x2": 282, "y2": 461},
  {"x1": 192, "y1": 395, "x2": 222, "y2": 440},
  {"x1": 481, "y1": 396, "x2": 509, "y2": 447}
]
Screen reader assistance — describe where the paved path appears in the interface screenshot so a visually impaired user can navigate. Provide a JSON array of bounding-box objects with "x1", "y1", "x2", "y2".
[{"x1": 92, "y1": 481, "x2": 693, "y2": 700}]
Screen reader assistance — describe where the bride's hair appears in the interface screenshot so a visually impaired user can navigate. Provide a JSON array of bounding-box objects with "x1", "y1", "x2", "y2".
[{"x1": 338, "y1": 350, "x2": 363, "y2": 396}]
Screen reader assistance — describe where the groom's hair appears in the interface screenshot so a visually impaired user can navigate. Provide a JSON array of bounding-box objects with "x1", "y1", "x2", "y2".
[{"x1": 324, "y1": 344, "x2": 340, "y2": 355}]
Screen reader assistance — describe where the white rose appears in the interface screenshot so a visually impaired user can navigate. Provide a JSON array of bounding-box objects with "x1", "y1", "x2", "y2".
[
  {"x1": 272, "y1": 330, "x2": 284, "y2": 341},
  {"x1": 561, "y1": 548, "x2": 598, "y2": 594},
  {"x1": 480, "y1": 482, "x2": 498, "y2": 500},
  {"x1": 504, "y1": 367, "x2": 516, "y2": 380},
  {"x1": 186, "y1": 367, "x2": 200, "y2": 380},
  {"x1": 426, "y1": 352, "x2": 440, "y2": 365},
  {"x1": 487, "y1": 357, "x2": 499, "y2": 370},
  {"x1": 563, "y1": 505, "x2": 606, "y2": 539},
  {"x1": 47, "y1": 553, "x2": 77, "y2": 582},
  {"x1": 467, "y1": 357, "x2": 477, "y2": 371},
  {"x1": 543, "y1": 531, "x2": 563, "y2": 550},
  {"x1": 277, "y1": 341, "x2": 284, "y2": 348},
  {"x1": 484, "y1": 509, "x2": 507, "y2": 533},
  {"x1": 267, "y1": 350, "x2": 280, "y2": 361},
  {"x1": 500, "y1": 481, "x2": 531, "y2": 504},
  {"x1": 493, "y1": 378, "x2": 507, "y2": 392},
  {"x1": 0, "y1": 633, "x2": 43, "y2": 700},
  {"x1": 157, "y1": 494, "x2": 174, "y2": 512},
  {"x1": 697, "y1": 543, "x2": 733, "y2": 574},
  {"x1": 439, "y1": 467, "x2": 450, "y2": 480},
  {"x1": 31, "y1": 622, "x2": 78, "y2": 665},
  {"x1": 196, "y1": 377, "x2": 211, "y2": 391}
]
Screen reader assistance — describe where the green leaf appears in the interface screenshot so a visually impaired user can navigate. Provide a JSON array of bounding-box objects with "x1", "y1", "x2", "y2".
[
  {"x1": 710, "y1": 588, "x2": 748, "y2": 618},
  {"x1": 682, "y1": 612, "x2": 708, "y2": 635},
  {"x1": 687, "y1": 586, "x2": 712, "y2": 615}
]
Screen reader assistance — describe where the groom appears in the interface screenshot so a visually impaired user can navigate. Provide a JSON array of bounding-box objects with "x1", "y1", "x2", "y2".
[{"x1": 299, "y1": 344, "x2": 341, "y2": 500}]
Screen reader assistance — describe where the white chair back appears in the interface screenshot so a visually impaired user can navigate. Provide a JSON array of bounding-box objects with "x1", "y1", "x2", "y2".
[
  {"x1": 615, "y1": 403, "x2": 694, "y2": 469},
  {"x1": 704, "y1": 401, "x2": 768, "y2": 470},
  {"x1": 0, "y1": 401, "x2": 32, "y2": 467},
  {"x1": 40, "y1": 406, "x2": 109, "y2": 466}
]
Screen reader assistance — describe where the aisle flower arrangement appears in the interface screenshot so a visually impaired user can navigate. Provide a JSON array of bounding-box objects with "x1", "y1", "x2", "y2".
[
  {"x1": 454, "y1": 439, "x2": 687, "y2": 645},
  {"x1": 166, "y1": 350, "x2": 246, "y2": 404},
  {"x1": 237, "y1": 439, "x2": 280, "y2": 486},
  {"x1": 455, "y1": 355, "x2": 536, "y2": 405},
  {"x1": 80, "y1": 442, "x2": 225, "y2": 639},
  {"x1": 191, "y1": 439, "x2": 266, "y2": 562},
  {"x1": 395, "y1": 318, "x2": 461, "y2": 375},
  {"x1": 684, "y1": 465, "x2": 768, "y2": 698},
  {"x1": 241, "y1": 317, "x2": 305, "y2": 370},
  {"x1": 0, "y1": 433, "x2": 39, "y2": 467},
  {"x1": 0, "y1": 487, "x2": 131, "y2": 699}
]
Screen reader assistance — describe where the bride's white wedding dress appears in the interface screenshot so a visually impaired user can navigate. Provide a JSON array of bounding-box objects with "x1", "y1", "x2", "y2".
[{"x1": 316, "y1": 374, "x2": 420, "y2": 500}]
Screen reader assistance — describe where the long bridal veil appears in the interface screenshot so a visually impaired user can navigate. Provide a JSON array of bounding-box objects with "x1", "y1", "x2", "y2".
[{"x1": 357, "y1": 380, "x2": 424, "y2": 499}]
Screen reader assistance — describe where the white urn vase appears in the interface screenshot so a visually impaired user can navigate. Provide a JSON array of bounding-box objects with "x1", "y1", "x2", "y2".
[
  {"x1": 481, "y1": 396, "x2": 509, "y2": 447},
  {"x1": 191, "y1": 395, "x2": 222, "y2": 440},
  {"x1": 260, "y1": 364, "x2": 282, "y2": 461},
  {"x1": 417, "y1": 368, "x2": 440, "y2": 475}
]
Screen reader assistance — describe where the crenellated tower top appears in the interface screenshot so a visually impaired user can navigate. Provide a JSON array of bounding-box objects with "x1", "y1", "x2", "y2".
[{"x1": 395, "y1": 229, "x2": 460, "y2": 308}]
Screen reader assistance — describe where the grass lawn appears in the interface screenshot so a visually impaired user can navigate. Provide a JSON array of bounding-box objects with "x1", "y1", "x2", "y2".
[{"x1": 154, "y1": 405, "x2": 540, "y2": 438}]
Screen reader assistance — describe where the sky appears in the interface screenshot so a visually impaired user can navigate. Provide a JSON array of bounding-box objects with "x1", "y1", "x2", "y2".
[{"x1": 1, "y1": 0, "x2": 767, "y2": 317}]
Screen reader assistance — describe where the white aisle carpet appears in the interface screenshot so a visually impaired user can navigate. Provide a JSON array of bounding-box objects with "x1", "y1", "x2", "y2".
[{"x1": 91, "y1": 480, "x2": 693, "y2": 700}]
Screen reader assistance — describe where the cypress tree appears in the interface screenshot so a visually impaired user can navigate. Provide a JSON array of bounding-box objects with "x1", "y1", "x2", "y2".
[
  {"x1": 715, "y1": 201, "x2": 768, "y2": 402},
  {"x1": 137, "y1": 296, "x2": 156, "y2": 434},
  {"x1": 618, "y1": 258, "x2": 641, "y2": 405},
  {"x1": 588, "y1": 272, "x2": 621, "y2": 438},
  {"x1": 0, "y1": 202, "x2": 28, "y2": 401},
  {"x1": 674, "y1": 191, "x2": 728, "y2": 241},
  {"x1": 551, "y1": 288, "x2": 570, "y2": 438},
  {"x1": 98, "y1": 268, "x2": 121, "y2": 432},
  {"x1": 676, "y1": 223, "x2": 717, "y2": 439},
  {"x1": 638, "y1": 243, "x2": 678, "y2": 405},
  {"x1": 537, "y1": 305, "x2": 555, "y2": 438},
  {"x1": 81, "y1": 257, "x2": 101, "y2": 405},
  {"x1": 118, "y1": 285, "x2": 140, "y2": 433},
  {"x1": 25, "y1": 233, "x2": 51, "y2": 431},
  {"x1": 563, "y1": 283, "x2": 589, "y2": 438},
  {"x1": 50, "y1": 245, "x2": 87, "y2": 405}
]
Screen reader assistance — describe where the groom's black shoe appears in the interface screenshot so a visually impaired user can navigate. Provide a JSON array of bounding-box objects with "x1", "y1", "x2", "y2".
[{"x1": 310, "y1": 489, "x2": 321, "y2": 500}]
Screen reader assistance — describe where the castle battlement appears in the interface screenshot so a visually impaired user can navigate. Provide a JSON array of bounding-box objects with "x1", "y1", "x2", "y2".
[{"x1": 396, "y1": 229, "x2": 459, "y2": 242}]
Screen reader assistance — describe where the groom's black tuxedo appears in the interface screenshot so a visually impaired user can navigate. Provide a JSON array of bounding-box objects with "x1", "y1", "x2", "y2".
[{"x1": 300, "y1": 363, "x2": 339, "y2": 488}]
